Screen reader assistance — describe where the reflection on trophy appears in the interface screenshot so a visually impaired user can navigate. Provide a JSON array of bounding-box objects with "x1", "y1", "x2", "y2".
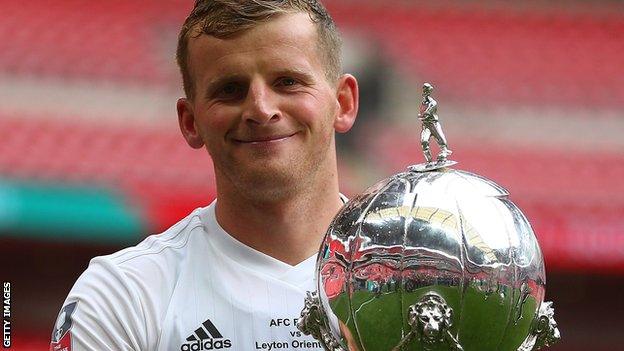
[{"x1": 298, "y1": 83, "x2": 560, "y2": 351}]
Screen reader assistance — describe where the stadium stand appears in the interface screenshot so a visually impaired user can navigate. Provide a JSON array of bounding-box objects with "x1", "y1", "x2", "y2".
[{"x1": 2, "y1": 1, "x2": 623, "y2": 106}]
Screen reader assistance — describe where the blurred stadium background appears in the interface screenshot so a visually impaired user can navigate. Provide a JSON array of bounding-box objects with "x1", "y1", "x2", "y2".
[{"x1": 1, "y1": 0, "x2": 623, "y2": 349}]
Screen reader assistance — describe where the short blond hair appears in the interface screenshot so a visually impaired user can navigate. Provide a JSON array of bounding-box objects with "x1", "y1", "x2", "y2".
[{"x1": 176, "y1": 0, "x2": 342, "y2": 99}]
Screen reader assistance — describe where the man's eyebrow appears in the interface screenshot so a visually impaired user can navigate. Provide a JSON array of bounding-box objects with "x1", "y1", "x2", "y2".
[{"x1": 274, "y1": 68, "x2": 314, "y2": 80}]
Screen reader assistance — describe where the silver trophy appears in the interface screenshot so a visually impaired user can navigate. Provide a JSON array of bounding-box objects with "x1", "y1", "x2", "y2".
[{"x1": 298, "y1": 83, "x2": 560, "y2": 351}]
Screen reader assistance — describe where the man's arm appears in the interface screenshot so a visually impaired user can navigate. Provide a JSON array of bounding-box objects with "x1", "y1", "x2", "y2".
[{"x1": 50, "y1": 257, "x2": 148, "y2": 351}]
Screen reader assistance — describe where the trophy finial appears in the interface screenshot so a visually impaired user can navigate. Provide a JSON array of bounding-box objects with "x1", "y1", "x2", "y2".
[{"x1": 409, "y1": 82, "x2": 457, "y2": 172}]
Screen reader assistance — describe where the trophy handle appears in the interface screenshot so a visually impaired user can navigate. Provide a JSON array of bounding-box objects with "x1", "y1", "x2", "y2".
[
  {"x1": 517, "y1": 301, "x2": 561, "y2": 351},
  {"x1": 298, "y1": 291, "x2": 346, "y2": 351}
]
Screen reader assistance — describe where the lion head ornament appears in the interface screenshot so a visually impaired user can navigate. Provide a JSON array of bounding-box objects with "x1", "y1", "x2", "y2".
[{"x1": 392, "y1": 293, "x2": 463, "y2": 351}]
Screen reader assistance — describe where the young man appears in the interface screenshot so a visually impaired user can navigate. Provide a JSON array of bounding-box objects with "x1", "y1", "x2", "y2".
[{"x1": 50, "y1": 1, "x2": 358, "y2": 350}]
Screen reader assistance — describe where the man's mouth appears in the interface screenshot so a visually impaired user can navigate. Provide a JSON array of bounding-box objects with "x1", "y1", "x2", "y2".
[{"x1": 234, "y1": 132, "x2": 298, "y2": 144}]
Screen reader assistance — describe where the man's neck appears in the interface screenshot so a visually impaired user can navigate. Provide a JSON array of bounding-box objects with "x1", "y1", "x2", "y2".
[{"x1": 213, "y1": 172, "x2": 344, "y2": 266}]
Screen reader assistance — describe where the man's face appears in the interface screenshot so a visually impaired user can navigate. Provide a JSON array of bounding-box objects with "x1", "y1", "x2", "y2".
[{"x1": 178, "y1": 13, "x2": 356, "y2": 198}]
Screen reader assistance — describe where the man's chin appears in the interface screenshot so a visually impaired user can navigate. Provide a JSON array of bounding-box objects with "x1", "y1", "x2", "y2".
[
  {"x1": 233, "y1": 164, "x2": 302, "y2": 196},
  {"x1": 219, "y1": 151, "x2": 324, "y2": 199}
]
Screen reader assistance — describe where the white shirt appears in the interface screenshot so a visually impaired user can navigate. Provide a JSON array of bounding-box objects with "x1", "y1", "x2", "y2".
[{"x1": 50, "y1": 201, "x2": 328, "y2": 351}]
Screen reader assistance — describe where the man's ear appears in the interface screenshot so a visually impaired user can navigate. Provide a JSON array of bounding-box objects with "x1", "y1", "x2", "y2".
[
  {"x1": 177, "y1": 98, "x2": 204, "y2": 149},
  {"x1": 333, "y1": 74, "x2": 359, "y2": 133}
]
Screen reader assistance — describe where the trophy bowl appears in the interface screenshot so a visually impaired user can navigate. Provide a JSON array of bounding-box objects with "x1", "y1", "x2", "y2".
[{"x1": 298, "y1": 84, "x2": 560, "y2": 351}]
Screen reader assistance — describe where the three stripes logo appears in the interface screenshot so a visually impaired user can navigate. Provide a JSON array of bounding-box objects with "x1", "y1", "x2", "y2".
[{"x1": 180, "y1": 319, "x2": 232, "y2": 350}]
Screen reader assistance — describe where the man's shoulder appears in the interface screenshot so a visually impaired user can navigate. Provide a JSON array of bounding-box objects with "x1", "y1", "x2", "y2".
[
  {"x1": 74, "y1": 205, "x2": 213, "y2": 295},
  {"x1": 105, "y1": 205, "x2": 209, "y2": 268}
]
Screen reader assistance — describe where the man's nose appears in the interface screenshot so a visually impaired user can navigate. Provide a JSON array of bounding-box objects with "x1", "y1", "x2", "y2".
[{"x1": 241, "y1": 81, "x2": 280, "y2": 125}]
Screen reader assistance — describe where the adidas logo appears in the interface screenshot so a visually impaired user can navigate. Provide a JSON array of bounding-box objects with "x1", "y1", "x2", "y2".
[{"x1": 180, "y1": 319, "x2": 232, "y2": 351}]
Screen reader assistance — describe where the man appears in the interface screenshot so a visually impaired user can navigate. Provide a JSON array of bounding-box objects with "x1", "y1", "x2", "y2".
[{"x1": 50, "y1": 1, "x2": 358, "y2": 350}]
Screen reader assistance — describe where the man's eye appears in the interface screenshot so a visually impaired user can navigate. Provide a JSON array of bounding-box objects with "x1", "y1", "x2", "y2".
[
  {"x1": 221, "y1": 84, "x2": 242, "y2": 96},
  {"x1": 211, "y1": 82, "x2": 246, "y2": 101},
  {"x1": 277, "y1": 77, "x2": 297, "y2": 87}
]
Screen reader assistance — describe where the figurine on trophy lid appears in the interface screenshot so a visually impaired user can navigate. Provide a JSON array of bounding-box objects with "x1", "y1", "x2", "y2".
[{"x1": 409, "y1": 82, "x2": 456, "y2": 172}]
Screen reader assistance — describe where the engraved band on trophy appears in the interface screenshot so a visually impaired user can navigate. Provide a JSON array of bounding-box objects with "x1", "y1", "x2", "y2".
[{"x1": 298, "y1": 83, "x2": 561, "y2": 351}]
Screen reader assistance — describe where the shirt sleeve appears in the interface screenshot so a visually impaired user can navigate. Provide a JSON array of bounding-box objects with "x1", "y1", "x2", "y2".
[{"x1": 50, "y1": 257, "x2": 148, "y2": 351}]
